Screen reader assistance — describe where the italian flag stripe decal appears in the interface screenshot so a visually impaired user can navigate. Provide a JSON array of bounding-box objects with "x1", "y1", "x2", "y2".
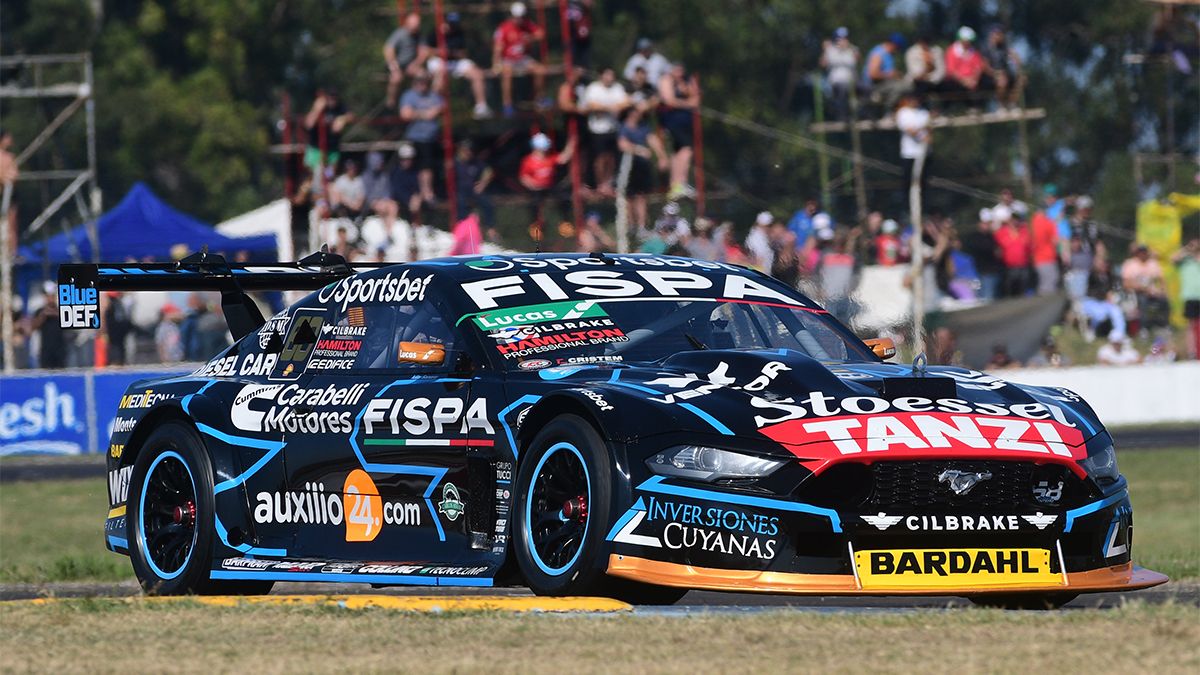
[{"x1": 363, "y1": 439, "x2": 495, "y2": 447}]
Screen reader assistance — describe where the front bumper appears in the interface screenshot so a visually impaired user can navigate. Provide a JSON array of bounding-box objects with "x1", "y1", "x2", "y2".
[{"x1": 608, "y1": 555, "x2": 1169, "y2": 595}]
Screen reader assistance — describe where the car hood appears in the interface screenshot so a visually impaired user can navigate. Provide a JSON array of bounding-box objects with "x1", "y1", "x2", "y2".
[{"x1": 533, "y1": 349, "x2": 1103, "y2": 470}]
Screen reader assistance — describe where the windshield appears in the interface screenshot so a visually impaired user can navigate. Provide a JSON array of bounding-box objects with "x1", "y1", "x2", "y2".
[{"x1": 467, "y1": 298, "x2": 874, "y2": 368}]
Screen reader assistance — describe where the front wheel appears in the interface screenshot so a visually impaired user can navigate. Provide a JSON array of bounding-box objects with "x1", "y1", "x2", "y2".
[
  {"x1": 127, "y1": 422, "x2": 272, "y2": 596},
  {"x1": 513, "y1": 414, "x2": 687, "y2": 605}
]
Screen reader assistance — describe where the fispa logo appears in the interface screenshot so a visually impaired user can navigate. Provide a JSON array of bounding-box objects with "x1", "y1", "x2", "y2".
[
  {"x1": 252, "y1": 471, "x2": 420, "y2": 543},
  {"x1": 231, "y1": 383, "x2": 368, "y2": 434},
  {"x1": 58, "y1": 284, "x2": 99, "y2": 329},
  {"x1": 362, "y1": 397, "x2": 495, "y2": 436},
  {"x1": 460, "y1": 270, "x2": 804, "y2": 310},
  {"x1": 317, "y1": 270, "x2": 433, "y2": 311},
  {"x1": 118, "y1": 389, "x2": 173, "y2": 410}
]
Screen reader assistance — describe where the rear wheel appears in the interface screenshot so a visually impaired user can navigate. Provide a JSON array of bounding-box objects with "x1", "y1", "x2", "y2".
[
  {"x1": 513, "y1": 414, "x2": 685, "y2": 604},
  {"x1": 127, "y1": 422, "x2": 272, "y2": 596},
  {"x1": 967, "y1": 593, "x2": 1078, "y2": 610}
]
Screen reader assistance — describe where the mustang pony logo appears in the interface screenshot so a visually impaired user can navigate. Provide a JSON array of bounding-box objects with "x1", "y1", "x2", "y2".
[{"x1": 938, "y1": 470, "x2": 993, "y2": 496}]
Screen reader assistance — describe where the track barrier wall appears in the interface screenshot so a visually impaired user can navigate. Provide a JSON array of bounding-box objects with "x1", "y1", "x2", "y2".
[
  {"x1": 1009, "y1": 362, "x2": 1200, "y2": 426},
  {"x1": 0, "y1": 366, "x2": 190, "y2": 456}
]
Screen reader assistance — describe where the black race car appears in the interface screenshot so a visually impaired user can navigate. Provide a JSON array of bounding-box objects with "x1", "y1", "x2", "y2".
[{"x1": 63, "y1": 251, "x2": 1166, "y2": 606}]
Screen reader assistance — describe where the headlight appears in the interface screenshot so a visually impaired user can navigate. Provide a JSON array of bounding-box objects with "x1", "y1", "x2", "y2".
[
  {"x1": 1079, "y1": 443, "x2": 1119, "y2": 483},
  {"x1": 646, "y1": 445, "x2": 783, "y2": 483}
]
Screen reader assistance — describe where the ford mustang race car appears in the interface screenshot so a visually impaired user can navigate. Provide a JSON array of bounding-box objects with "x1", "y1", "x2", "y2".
[{"x1": 62, "y1": 251, "x2": 1167, "y2": 607}]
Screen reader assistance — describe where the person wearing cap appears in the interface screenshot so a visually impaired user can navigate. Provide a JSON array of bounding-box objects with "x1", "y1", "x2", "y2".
[
  {"x1": 944, "y1": 26, "x2": 992, "y2": 98},
  {"x1": 384, "y1": 12, "x2": 427, "y2": 108},
  {"x1": 519, "y1": 133, "x2": 576, "y2": 238},
  {"x1": 862, "y1": 32, "x2": 910, "y2": 110},
  {"x1": 424, "y1": 11, "x2": 492, "y2": 119},
  {"x1": 994, "y1": 206, "x2": 1032, "y2": 297},
  {"x1": 964, "y1": 208, "x2": 1002, "y2": 299},
  {"x1": 745, "y1": 212, "x2": 775, "y2": 272},
  {"x1": 821, "y1": 27, "x2": 859, "y2": 121},
  {"x1": 155, "y1": 303, "x2": 185, "y2": 363},
  {"x1": 617, "y1": 105, "x2": 668, "y2": 233},
  {"x1": 363, "y1": 151, "x2": 399, "y2": 234},
  {"x1": 390, "y1": 144, "x2": 424, "y2": 223},
  {"x1": 623, "y1": 38, "x2": 670, "y2": 90},
  {"x1": 492, "y1": 2, "x2": 547, "y2": 117},
  {"x1": 982, "y1": 25, "x2": 1023, "y2": 108},
  {"x1": 566, "y1": 0, "x2": 594, "y2": 71},
  {"x1": 399, "y1": 73, "x2": 445, "y2": 205},
  {"x1": 786, "y1": 198, "x2": 829, "y2": 250},
  {"x1": 876, "y1": 218, "x2": 902, "y2": 266},
  {"x1": 1026, "y1": 334, "x2": 1072, "y2": 368},
  {"x1": 905, "y1": 34, "x2": 945, "y2": 95},
  {"x1": 1096, "y1": 332, "x2": 1140, "y2": 366}
]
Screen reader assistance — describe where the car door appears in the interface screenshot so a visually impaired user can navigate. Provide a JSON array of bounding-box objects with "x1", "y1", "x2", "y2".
[{"x1": 283, "y1": 292, "x2": 495, "y2": 563}]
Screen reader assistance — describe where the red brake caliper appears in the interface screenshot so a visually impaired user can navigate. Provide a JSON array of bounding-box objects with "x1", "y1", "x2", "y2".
[
  {"x1": 561, "y1": 495, "x2": 588, "y2": 522},
  {"x1": 173, "y1": 501, "x2": 196, "y2": 526}
]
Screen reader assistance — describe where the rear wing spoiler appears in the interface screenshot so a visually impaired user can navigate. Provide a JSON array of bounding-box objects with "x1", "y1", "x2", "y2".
[{"x1": 57, "y1": 250, "x2": 392, "y2": 340}]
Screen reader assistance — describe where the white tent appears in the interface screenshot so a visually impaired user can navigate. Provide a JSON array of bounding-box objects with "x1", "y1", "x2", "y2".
[{"x1": 217, "y1": 199, "x2": 294, "y2": 260}]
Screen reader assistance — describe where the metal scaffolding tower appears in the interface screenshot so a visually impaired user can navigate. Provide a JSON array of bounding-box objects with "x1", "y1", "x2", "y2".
[{"x1": 0, "y1": 53, "x2": 101, "y2": 372}]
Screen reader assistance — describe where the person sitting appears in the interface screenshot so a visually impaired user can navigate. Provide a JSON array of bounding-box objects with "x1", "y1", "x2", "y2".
[
  {"x1": 492, "y1": 2, "x2": 547, "y2": 117},
  {"x1": 425, "y1": 11, "x2": 493, "y2": 119}
]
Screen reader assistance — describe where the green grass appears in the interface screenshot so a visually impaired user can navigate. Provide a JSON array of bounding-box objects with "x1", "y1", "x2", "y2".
[
  {"x1": 1120, "y1": 448, "x2": 1200, "y2": 580},
  {"x1": 0, "y1": 479, "x2": 130, "y2": 583},
  {"x1": 0, "y1": 447, "x2": 1195, "y2": 584},
  {"x1": 1, "y1": 601, "x2": 1198, "y2": 673}
]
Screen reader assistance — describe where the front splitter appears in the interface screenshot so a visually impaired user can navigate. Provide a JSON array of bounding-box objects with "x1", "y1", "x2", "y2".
[{"x1": 607, "y1": 555, "x2": 1170, "y2": 596}]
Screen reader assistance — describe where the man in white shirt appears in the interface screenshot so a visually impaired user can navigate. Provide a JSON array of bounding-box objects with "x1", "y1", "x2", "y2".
[
  {"x1": 1097, "y1": 333, "x2": 1141, "y2": 366},
  {"x1": 896, "y1": 94, "x2": 931, "y2": 205},
  {"x1": 583, "y1": 67, "x2": 630, "y2": 195},
  {"x1": 623, "y1": 38, "x2": 670, "y2": 88}
]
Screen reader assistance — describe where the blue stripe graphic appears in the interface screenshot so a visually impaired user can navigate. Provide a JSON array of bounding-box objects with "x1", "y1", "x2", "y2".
[
  {"x1": 107, "y1": 535, "x2": 129, "y2": 550},
  {"x1": 209, "y1": 570, "x2": 493, "y2": 586},
  {"x1": 635, "y1": 475, "x2": 843, "y2": 532},
  {"x1": 1064, "y1": 491, "x2": 1127, "y2": 533}
]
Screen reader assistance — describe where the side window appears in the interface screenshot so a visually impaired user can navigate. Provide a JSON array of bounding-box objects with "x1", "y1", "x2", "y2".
[{"x1": 310, "y1": 302, "x2": 457, "y2": 373}]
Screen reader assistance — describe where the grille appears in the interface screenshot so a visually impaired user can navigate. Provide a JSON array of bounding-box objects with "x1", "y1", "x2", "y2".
[{"x1": 867, "y1": 460, "x2": 1035, "y2": 510}]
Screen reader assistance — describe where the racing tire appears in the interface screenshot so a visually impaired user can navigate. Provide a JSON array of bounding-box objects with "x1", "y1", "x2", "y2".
[
  {"x1": 513, "y1": 414, "x2": 687, "y2": 605},
  {"x1": 966, "y1": 593, "x2": 1078, "y2": 610},
  {"x1": 127, "y1": 422, "x2": 273, "y2": 596}
]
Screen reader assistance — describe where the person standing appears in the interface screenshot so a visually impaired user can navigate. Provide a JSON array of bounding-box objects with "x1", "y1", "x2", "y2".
[
  {"x1": 994, "y1": 212, "x2": 1032, "y2": 297},
  {"x1": 583, "y1": 68, "x2": 630, "y2": 196},
  {"x1": 1030, "y1": 201, "x2": 1061, "y2": 295},
  {"x1": 519, "y1": 133, "x2": 576, "y2": 240},
  {"x1": 399, "y1": 74, "x2": 446, "y2": 206},
  {"x1": 623, "y1": 38, "x2": 671, "y2": 89},
  {"x1": 895, "y1": 94, "x2": 931, "y2": 207},
  {"x1": 617, "y1": 106, "x2": 668, "y2": 234},
  {"x1": 821, "y1": 27, "x2": 859, "y2": 121},
  {"x1": 657, "y1": 63, "x2": 700, "y2": 201},
  {"x1": 29, "y1": 288, "x2": 66, "y2": 369},
  {"x1": 1172, "y1": 239, "x2": 1200, "y2": 359},
  {"x1": 303, "y1": 89, "x2": 354, "y2": 175},
  {"x1": 963, "y1": 209, "x2": 1002, "y2": 299},
  {"x1": 384, "y1": 12, "x2": 427, "y2": 108}
]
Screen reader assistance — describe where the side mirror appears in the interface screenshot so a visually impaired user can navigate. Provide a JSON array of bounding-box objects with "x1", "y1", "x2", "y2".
[
  {"x1": 397, "y1": 341, "x2": 446, "y2": 366},
  {"x1": 864, "y1": 337, "x2": 896, "y2": 360}
]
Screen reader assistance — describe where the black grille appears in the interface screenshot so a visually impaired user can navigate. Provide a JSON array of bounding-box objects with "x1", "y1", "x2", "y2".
[{"x1": 868, "y1": 460, "x2": 1037, "y2": 510}]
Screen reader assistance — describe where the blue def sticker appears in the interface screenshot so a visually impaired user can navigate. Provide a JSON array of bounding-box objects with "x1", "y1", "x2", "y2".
[{"x1": 58, "y1": 284, "x2": 100, "y2": 329}]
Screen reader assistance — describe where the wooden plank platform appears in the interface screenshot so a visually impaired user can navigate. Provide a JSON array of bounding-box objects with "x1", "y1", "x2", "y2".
[{"x1": 809, "y1": 107, "x2": 1046, "y2": 134}]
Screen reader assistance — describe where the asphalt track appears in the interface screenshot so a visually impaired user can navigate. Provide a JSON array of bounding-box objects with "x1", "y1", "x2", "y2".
[{"x1": 2, "y1": 579, "x2": 1195, "y2": 611}]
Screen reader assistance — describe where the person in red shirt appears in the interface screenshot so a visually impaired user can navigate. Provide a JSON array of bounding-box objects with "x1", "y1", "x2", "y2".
[
  {"x1": 1030, "y1": 207, "x2": 1061, "y2": 295},
  {"x1": 993, "y1": 212, "x2": 1032, "y2": 297},
  {"x1": 944, "y1": 26, "x2": 994, "y2": 99},
  {"x1": 519, "y1": 133, "x2": 576, "y2": 241},
  {"x1": 492, "y1": 2, "x2": 547, "y2": 117},
  {"x1": 875, "y1": 218, "x2": 901, "y2": 265}
]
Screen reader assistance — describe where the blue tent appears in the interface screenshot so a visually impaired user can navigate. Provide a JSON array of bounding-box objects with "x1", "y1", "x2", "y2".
[{"x1": 18, "y1": 182, "x2": 277, "y2": 263}]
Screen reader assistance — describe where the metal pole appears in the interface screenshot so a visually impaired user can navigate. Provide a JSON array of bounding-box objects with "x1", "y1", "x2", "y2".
[
  {"x1": 848, "y1": 87, "x2": 868, "y2": 222},
  {"x1": 282, "y1": 93, "x2": 294, "y2": 200},
  {"x1": 1, "y1": 181, "x2": 13, "y2": 373},
  {"x1": 909, "y1": 152, "x2": 927, "y2": 357},
  {"x1": 812, "y1": 75, "x2": 831, "y2": 210},
  {"x1": 434, "y1": 0, "x2": 458, "y2": 226},
  {"x1": 1016, "y1": 89, "x2": 1034, "y2": 204},
  {"x1": 692, "y1": 77, "x2": 706, "y2": 218},
  {"x1": 615, "y1": 150, "x2": 631, "y2": 253},
  {"x1": 558, "y1": 0, "x2": 582, "y2": 232},
  {"x1": 84, "y1": 53, "x2": 100, "y2": 261}
]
